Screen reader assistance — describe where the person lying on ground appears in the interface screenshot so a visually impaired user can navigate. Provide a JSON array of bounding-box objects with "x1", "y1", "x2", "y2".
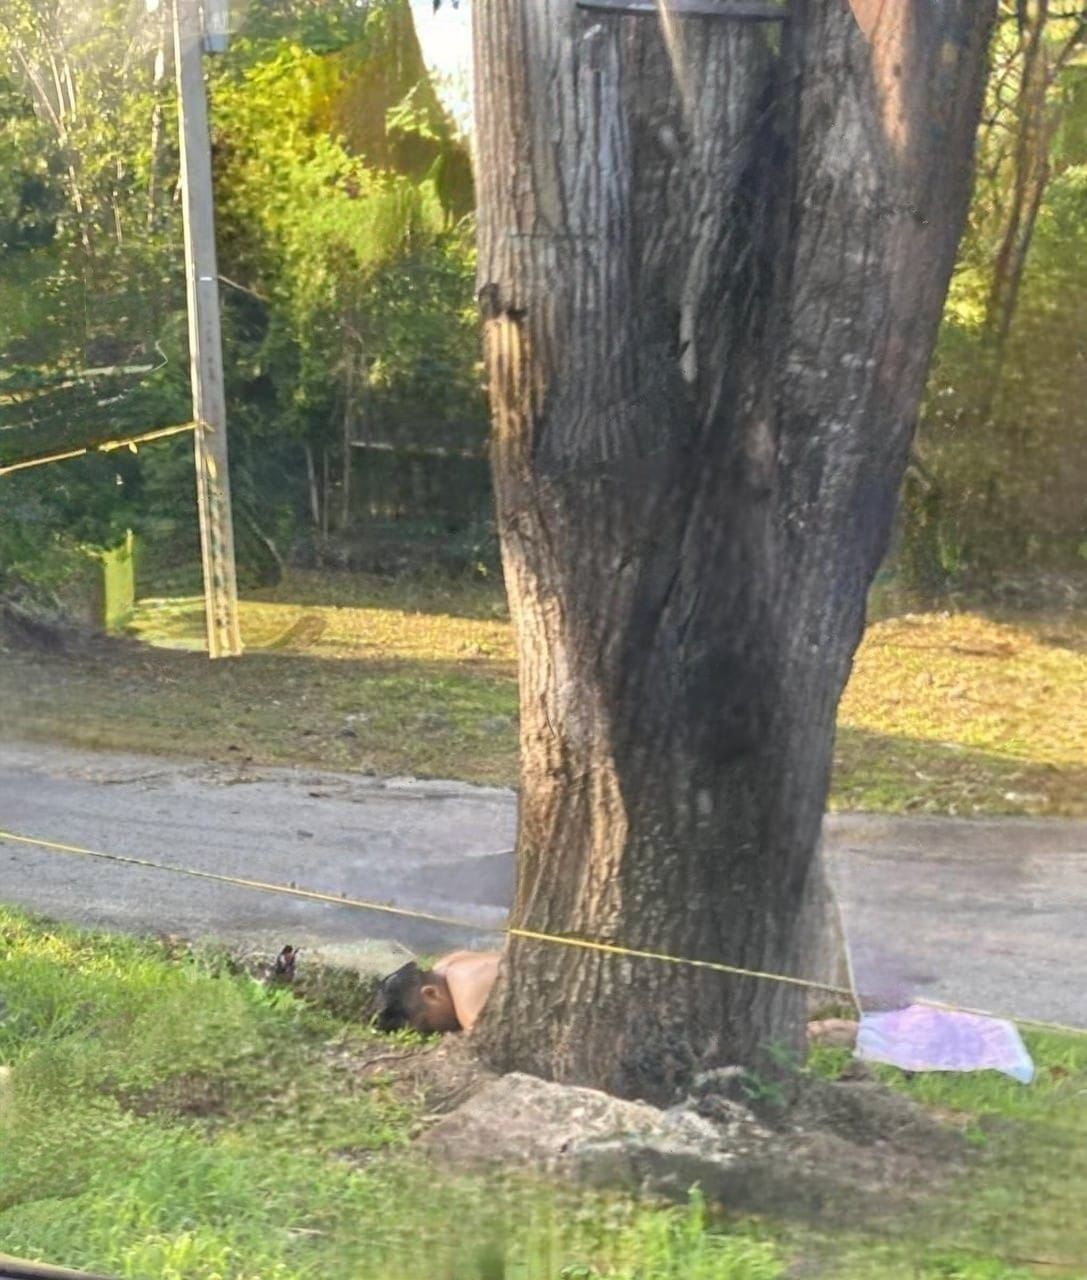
[
  {"x1": 372, "y1": 949, "x2": 860, "y2": 1049},
  {"x1": 806, "y1": 1017, "x2": 859, "y2": 1048},
  {"x1": 372, "y1": 950, "x2": 501, "y2": 1033}
]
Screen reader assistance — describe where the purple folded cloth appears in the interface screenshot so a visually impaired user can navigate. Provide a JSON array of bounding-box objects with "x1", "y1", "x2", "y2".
[{"x1": 856, "y1": 1003, "x2": 1035, "y2": 1084}]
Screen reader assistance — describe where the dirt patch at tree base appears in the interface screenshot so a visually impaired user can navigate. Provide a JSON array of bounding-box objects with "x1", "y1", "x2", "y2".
[
  {"x1": 415, "y1": 1058, "x2": 969, "y2": 1226},
  {"x1": 331, "y1": 1033, "x2": 499, "y2": 1120},
  {"x1": 199, "y1": 949, "x2": 971, "y2": 1227}
]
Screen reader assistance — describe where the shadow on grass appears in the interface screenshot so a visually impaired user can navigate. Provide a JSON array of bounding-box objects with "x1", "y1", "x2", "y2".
[
  {"x1": 833, "y1": 725, "x2": 1087, "y2": 818},
  {"x1": 0, "y1": 637, "x2": 520, "y2": 787},
  {"x1": 3, "y1": 624, "x2": 1084, "y2": 813},
  {"x1": 933, "y1": 602, "x2": 1087, "y2": 656},
  {"x1": 245, "y1": 568, "x2": 510, "y2": 622}
]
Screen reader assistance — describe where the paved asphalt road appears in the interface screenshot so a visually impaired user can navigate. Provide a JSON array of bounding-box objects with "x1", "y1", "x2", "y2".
[{"x1": 1, "y1": 741, "x2": 1084, "y2": 1029}]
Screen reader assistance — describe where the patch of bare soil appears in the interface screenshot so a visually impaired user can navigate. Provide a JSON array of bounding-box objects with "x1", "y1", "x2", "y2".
[
  {"x1": 332, "y1": 1034, "x2": 497, "y2": 1121},
  {"x1": 122, "y1": 1072, "x2": 234, "y2": 1121}
]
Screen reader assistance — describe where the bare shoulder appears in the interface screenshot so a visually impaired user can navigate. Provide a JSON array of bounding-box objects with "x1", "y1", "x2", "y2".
[
  {"x1": 433, "y1": 950, "x2": 502, "y2": 974},
  {"x1": 439, "y1": 952, "x2": 502, "y2": 1032}
]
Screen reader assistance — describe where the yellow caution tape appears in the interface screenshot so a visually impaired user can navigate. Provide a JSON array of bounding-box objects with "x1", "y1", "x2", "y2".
[{"x1": 1, "y1": 825, "x2": 1084, "y2": 1038}]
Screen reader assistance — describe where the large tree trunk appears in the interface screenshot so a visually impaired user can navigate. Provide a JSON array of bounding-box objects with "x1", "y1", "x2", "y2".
[{"x1": 472, "y1": 0, "x2": 994, "y2": 1103}]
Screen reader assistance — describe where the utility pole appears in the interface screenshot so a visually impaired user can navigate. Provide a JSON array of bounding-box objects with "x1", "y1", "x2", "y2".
[{"x1": 172, "y1": 0, "x2": 242, "y2": 658}]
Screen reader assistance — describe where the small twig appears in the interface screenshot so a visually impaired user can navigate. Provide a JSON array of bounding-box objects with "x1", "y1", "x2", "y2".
[
  {"x1": 356, "y1": 1051, "x2": 421, "y2": 1072},
  {"x1": 218, "y1": 273, "x2": 270, "y2": 303}
]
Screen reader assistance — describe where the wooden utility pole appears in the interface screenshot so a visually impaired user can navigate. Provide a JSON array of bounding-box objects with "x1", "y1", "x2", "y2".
[{"x1": 172, "y1": 0, "x2": 242, "y2": 658}]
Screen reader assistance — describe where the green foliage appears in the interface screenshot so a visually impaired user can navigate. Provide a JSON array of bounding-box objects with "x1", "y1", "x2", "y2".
[
  {"x1": 208, "y1": 10, "x2": 483, "y2": 521},
  {"x1": 0, "y1": 0, "x2": 191, "y2": 599},
  {"x1": 0, "y1": 73, "x2": 58, "y2": 252},
  {"x1": 1, "y1": 0, "x2": 482, "y2": 609},
  {"x1": 904, "y1": 5, "x2": 1087, "y2": 592},
  {"x1": 210, "y1": 32, "x2": 460, "y2": 444},
  {"x1": 240, "y1": 0, "x2": 379, "y2": 55},
  {"x1": 0, "y1": 0, "x2": 183, "y2": 365},
  {"x1": 3, "y1": 0, "x2": 1080, "y2": 609}
]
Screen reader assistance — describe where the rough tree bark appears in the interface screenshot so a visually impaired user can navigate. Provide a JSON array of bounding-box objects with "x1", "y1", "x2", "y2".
[{"x1": 471, "y1": 0, "x2": 995, "y2": 1102}]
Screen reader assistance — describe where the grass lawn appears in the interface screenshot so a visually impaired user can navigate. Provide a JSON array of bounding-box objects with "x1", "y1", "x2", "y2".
[
  {"x1": 1, "y1": 905, "x2": 1084, "y2": 1279},
  {"x1": 834, "y1": 607, "x2": 1087, "y2": 816},
  {"x1": 1, "y1": 569, "x2": 1084, "y2": 816}
]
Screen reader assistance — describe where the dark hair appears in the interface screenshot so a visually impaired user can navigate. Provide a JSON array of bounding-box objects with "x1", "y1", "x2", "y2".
[{"x1": 370, "y1": 961, "x2": 426, "y2": 1032}]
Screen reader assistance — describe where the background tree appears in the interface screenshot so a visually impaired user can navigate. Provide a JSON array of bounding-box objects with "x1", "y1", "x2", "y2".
[
  {"x1": 471, "y1": 0, "x2": 996, "y2": 1101},
  {"x1": 0, "y1": 0, "x2": 185, "y2": 603},
  {"x1": 903, "y1": 0, "x2": 1087, "y2": 591},
  {"x1": 980, "y1": 2, "x2": 1085, "y2": 380},
  {"x1": 209, "y1": 14, "x2": 480, "y2": 557}
]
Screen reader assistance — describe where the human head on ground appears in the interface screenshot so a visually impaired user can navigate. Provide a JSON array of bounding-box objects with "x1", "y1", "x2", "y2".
[
  {"x1": 371, "y1": 960, "x2": 460, "y2": 1034},
  {"x1": 371, "y1": 962, "x2": 460, "y2": 1029},
  {"x1": 372, "y1": 951, "x2": 501, "y2": 1034}
]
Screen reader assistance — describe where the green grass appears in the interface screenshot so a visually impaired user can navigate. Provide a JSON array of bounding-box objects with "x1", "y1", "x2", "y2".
[
  {"x1": 2, "y1": 906, "x2": 1086, "y2": 1279},
  {"x1": 1, "y1": 569, "x2": 1085, "y2": 814},
  {"x1": 834, "y1": 610, "x2": 1087, "y2": 816},
  {"x1": 0, "y1": 570, "x2": 519, "y2": 786},
  {"x1": 805, "y1": 1033, "x2": 1087, "y2": 1273},
  {"x1": 0, "y1": 906, "x2": 785, "y2": 1280}
]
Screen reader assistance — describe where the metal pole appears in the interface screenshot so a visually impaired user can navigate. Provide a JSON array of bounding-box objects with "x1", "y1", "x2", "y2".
[{"x1": 172, "y1": 0, "x2": 242, "y2": 658}]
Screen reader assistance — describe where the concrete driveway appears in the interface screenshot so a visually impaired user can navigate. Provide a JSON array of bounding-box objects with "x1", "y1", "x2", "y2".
[{"x1": 1, "y1": 741, "x2": 1084, "y2": 1028}]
